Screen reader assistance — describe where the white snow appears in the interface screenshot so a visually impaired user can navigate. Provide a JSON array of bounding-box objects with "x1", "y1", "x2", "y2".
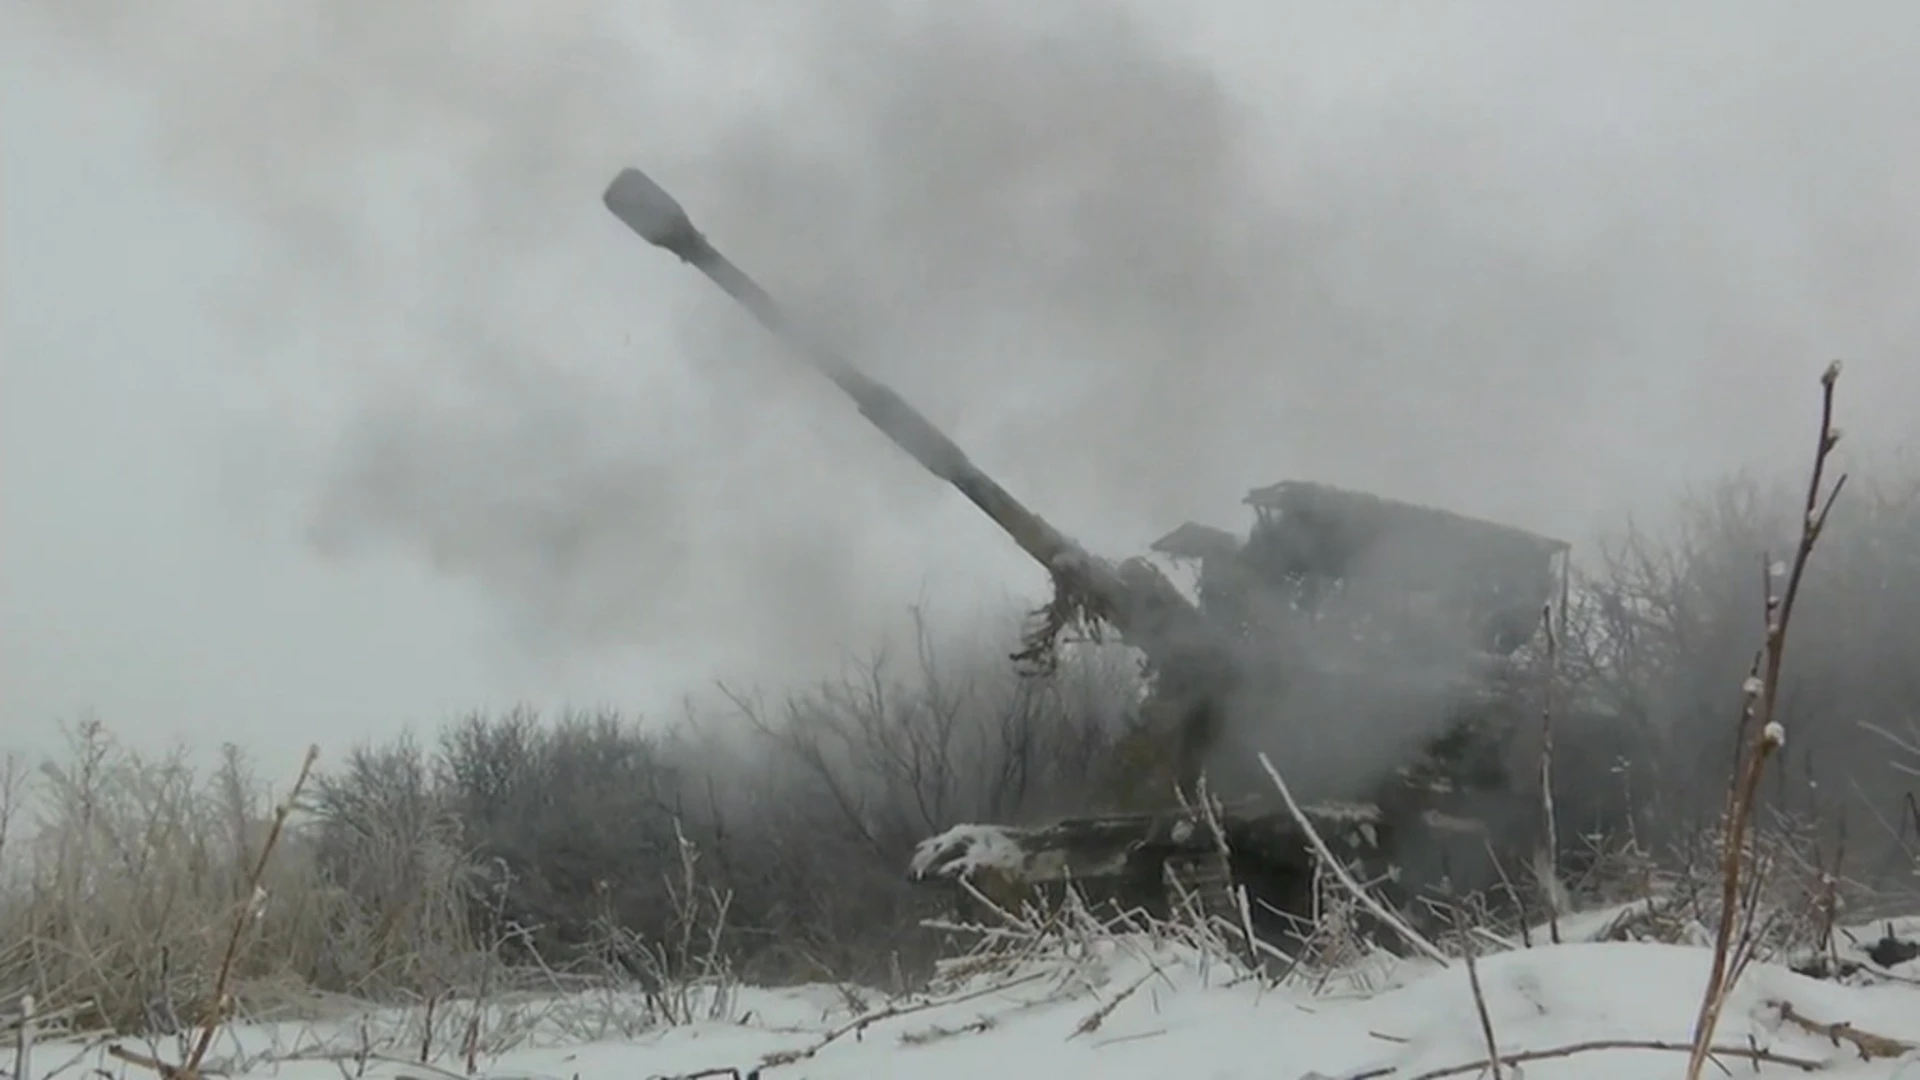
[
  {"x1": 909, "y1": 824, "x2": 1031, "y2": 880},
  {"x1": 22, "y1": 928, "x2": 1920, "y2": 1080}
]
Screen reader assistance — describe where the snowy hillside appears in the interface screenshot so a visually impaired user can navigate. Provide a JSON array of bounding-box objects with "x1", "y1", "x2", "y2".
[{"x1": 16, "y1": 920, "x2": 1920, "y2": 1080}]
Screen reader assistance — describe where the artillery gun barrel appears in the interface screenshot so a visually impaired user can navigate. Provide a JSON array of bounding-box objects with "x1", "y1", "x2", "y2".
[{"x1": 601, "y1": 166, "x2": 1190, "y2": 646}]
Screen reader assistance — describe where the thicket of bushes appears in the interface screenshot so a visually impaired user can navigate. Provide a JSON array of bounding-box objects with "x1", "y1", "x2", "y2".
[
  {"x1": 2, "y1": 465, "x2": 1916, "y2": 1034},
  {"x1": 1558, "y1": 464, "x2": 1920, "y2": 867},
  {"x1": 0, "y1": 613, "x2": 1141, "y2": 1030}
]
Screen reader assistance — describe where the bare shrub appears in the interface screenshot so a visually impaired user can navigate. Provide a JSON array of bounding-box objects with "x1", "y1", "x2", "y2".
[
  {"x1": 0, "y1": 724, "x2": 333, "y2": 1032},
  {"x1": 1554, "y1": 454, "x2": 1920, "y2": 894},
  {"x1": 433, "y1": 709, "x2": 687, "y2": 957},
  {"x1": 718, "y1": 606, "x2": 1138, "y2": 984},
  {"x1": 579, "y1": 817, "x2": 737, "y2": 1027},
  {"x1": 734, "y1": 606, "x2": 1133, "y2": 844},
  {"x1": 306, "y1": 735, "x2": 476, "y2": 997},
  {"x1": 1573, "y1": 810, "x2": 1856, "y2": 966},
  {"x1": 229, "y1": 601, "x2": 1143, "y2": 1002}
]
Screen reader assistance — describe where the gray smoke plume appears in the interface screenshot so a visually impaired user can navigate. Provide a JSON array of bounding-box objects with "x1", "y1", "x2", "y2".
[{"x1": 18, "y1": 1, "x2": 1920, "y2": 743}]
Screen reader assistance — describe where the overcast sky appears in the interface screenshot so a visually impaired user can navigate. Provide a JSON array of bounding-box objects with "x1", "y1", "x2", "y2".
[{"x1": 5, "y1": 1, "x2": 1918, "y2": 765}]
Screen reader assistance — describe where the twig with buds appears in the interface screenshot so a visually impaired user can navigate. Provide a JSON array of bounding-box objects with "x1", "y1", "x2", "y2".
[{"x1": 1684, "y1": 362, "x2": 1847, "y2": 1080}]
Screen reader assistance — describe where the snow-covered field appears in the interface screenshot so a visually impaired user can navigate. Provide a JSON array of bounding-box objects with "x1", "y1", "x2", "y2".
[{"x1": 15, "y1": 916, "x2": 1920, "y2": 1080}]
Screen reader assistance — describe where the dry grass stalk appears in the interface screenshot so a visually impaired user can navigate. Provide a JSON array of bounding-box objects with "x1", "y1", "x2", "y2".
[
  {"x1": 1297, "y1": 866, "x2": 1367, "y2": 989},
  {"x1": 1341, "y1": 1036, "x2": 1826, "y2": 1079},
  {"x1": 1180, "y1": 781, "x2": 1267, "y2": 971},
  {"x1": 926, "y1": 863, "x2": 1271, "y2": 1018},
  {"x1": 1535, "y1": 600, "x2": 1562, "y2": 946},
  {"x1": 10, "y1": 995, "x2": 33, "y2": 1080},
  {"x1": 1257, "y1": 754, "x2": 1449, "y2": 967},
  {"x1": 1443, "y1": 905, "x2": 1501, "y2": 1080},
  {"x1": 759, "y1": 971, "x2": 1045, "y2": 1069},
  {"x1": 1683, "y1": 361, "x2": 1847, "y2": 1080},
  {"x1": 1069, "y1": 964, "x2": 1157, "y2": 1039},
  {"x1": 1478, "y1": 842, "x2": 1532, "y2": 949},
  {"x1": 580, "y1": 817, "x2": 739, "y2": 1033},
  {"x1": 898, "y1": 1015, "x2": 997, "y2": 1045}
]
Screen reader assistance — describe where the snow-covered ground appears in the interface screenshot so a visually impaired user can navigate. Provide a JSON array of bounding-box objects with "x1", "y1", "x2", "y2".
[{"x1": 16, "y1": 920, "x2": 1920, "y2": 1080}]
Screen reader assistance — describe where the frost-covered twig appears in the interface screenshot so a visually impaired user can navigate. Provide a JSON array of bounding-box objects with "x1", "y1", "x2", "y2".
[
  {"x1": 1770, "y1": 998, "x2": 1914, "y2": 1061},
  {"x1": 1451, "y1": 911, "x2": 1501, "y2": 1079},
  {"x1": 1684, "y1": 361, "x2": 1847, "y2": 1080},
  {"x1": 1256, "y1": 754, "x2": 1449, "y2": 967},
  {"x1": 1861, "y1": 719, "x2": 1920, "y2": 778},
  {"x1": 10, "y1": 995, "x2": 32, "y2": 1080},
  {"x1": 1187, "y1": 783, "x2": 1276, "y2": 972},
  {"x1": 1337, "y1": 1036, "x2": 1827, "y2": 1079},
  {"x1": 1069, "y1": 965, "x2": 1157, "y2": 1039},
  {"x1": 759, "y1": 973, "x2": 1046, "y2": 1069}
]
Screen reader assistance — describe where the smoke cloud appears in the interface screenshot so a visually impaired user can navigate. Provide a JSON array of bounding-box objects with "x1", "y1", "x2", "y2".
[{"x1": 18, "y1": 1, "x2": 1920, "y2": 745}]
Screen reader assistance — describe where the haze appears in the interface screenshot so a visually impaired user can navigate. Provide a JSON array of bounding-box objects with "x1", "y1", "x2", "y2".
[{"x1": 4, "y1": 0, "x2": 1917, "y2": 765}]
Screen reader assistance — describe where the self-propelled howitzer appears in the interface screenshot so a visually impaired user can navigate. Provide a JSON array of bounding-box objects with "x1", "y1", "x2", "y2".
[
  {"x1": 600, "y1": 167, "x2": 1589, "y2": 947},
  {"x1": 601, "y1": 167, "x2": 1235, "y2": 790}
]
